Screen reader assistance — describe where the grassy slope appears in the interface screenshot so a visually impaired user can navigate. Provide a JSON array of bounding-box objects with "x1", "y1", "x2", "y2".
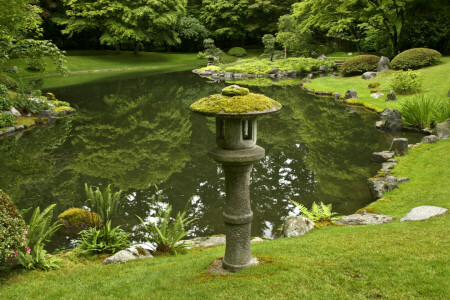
[
  {"x1": 1, "y1": 142, "x2": 449, "y2": 299},
  {"x1": 305, "y1": 57, "x2": 450, "y2": 111}
]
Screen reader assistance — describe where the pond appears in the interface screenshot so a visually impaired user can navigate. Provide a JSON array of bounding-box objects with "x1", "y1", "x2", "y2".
[{"x1": 0, "y1": 70, "x2": 423, "y2": 251}]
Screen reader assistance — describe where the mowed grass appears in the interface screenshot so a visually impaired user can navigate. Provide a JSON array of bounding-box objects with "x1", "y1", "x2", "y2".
[
  {"x1": 305, "y1": 57, "x2": 450, "y2": 111},
  {"x1": 1, "y1": 141, "x2": 449, "y2": 299}
]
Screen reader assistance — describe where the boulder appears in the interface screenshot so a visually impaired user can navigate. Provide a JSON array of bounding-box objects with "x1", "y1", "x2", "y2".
[
  {"x1": 282, "y1": 215, "x2": 315, "y2": 237},
  {"x1": 268, "y1": 68, "x2": 281, "y2": 74},
  {"x1": 370, "y1": 92, "x2": 384, "y2": 99},
  {"x1": 5, "y1": 127, "x2": 15, "y2": 133},
  {"x1": 58, "y1": 208, "x2": 102, "y2": 236},
  {"x1": 7, "y1": 107, "x2": 21, "y2": 117},
  {"x1": 344, "y1": 89, "x2": 358, "y2": 100},
  {"x1": 318, "y1": 54, "x2": 327, "y2": 60},
  {"x1": 376, "y1": 108, "x2": 402, "y2": 132},
  {"x1": 391, "y1": 138, "x2": 408, "y2": 155},
  {"x1": 39, "y1": 110, "x2": 57, "y2": 123},
  {"x1": 103, "y1": 244, "x2": 154, "y2": 265},
  {"x1": 199, "y1": 71, "x2": 212, "y2": 76},
  {"x1": 335, "y1": 213, "x2": 395, "y2": 225},
  {"x1": 362, "y1": 72, "x2": 377, "y2": 80},
  {"x1": 347, "y1": 52, "x2": 353, "y2": 56},
  {"x1": 224, "y1": 72, "x2": 233, "y2": 80},
  {"x1": 433, "y1": 119, "x2": 450, "y2": 140},
  {"x1": 306, "y1": 73, "x2": 314, "y2": 79},
  {"x1": 234, "y1": 73, "x2": 247, "y2": 78},
  {"x1": 192, "y1": 69, "x2": 199, "y2": 73},
  {"x1": 319, "y1": 65, "x2": 328, "y2": 72},
  {"x1": 400, "y1": 206, "x2": 448, "y2": 222},
  {"x1": 386, "y1": 90, "x2": 396, "y2": 101},
  {"x1": 421, "y1": 135, "x2": 439, "y2": 144},
  {"x1": 377, "y1": 56, "x2": 390, "y2": 72},
  {"x1": 367, "y1": 176, "x2": 398, "y2": 199},
  {"x1": 334, "y1": 93, "x2": 342, "y2": 101},
  {"x1": 287, "y1": 70, "x2": 298, "y2": 77},
  {"x1": 372, "y1": 151, "x2": 395, "y2": 163},
  {"x1": 380, "y1": 161, "x2": 397, "y2": 174}
]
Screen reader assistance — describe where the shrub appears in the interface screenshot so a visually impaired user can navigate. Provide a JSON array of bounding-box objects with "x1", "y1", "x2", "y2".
[
  {"x1": 0, "y1": 74, "x2": 18, "y2": 90},
  {"x1": 400, "y1": 94, "x2": 450, "y2": 128},
  {"x1": 391, "y1": 48, "x2": 442, "y2": 70},
  {"x1": 390, "y1": 70, "x2": 422, "y2": 94},
  {"x1": 137, "y1": 202, "x2": 195, "y2": 254},
  {"x1": 0, "y1": 190, "x2": 26, "y2": 271},
  {"x1": 340, "y1": 55, "x2": 380, "y2": 76},
  {"x1": 0, "y1": 84, "x2": 13, "y2": 111},
  {"x1": 228, "y1": 47, "x2": 247, "y2": 57},
  {"x1": 0, "y1": 113, "x2": 16, "y2": 128},
  {"x1": 290, "y1": 200, "x2": 341, "y2": 228},
  {"x1": 17, "y1": 204, "x2": 61, "y2": 270}
]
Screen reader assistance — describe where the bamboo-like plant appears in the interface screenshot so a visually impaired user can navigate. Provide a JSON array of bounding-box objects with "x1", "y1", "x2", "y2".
[{"x1": 290, "y1": 200, "x2": 341, "y2": 227}]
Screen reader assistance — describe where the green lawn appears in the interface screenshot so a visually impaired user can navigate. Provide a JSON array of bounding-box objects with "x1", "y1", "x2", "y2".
[
  {"x1": 305, "y1": 57, "x2": 450, "y2": 111},
  {"x1": 1, "y1": 141, "x2": 448, "y2": 299}
]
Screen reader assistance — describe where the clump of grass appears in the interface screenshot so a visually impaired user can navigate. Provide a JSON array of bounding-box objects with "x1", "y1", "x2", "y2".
[{"x1": 400, "y1": 94, "x2": 450, "y2": 128}]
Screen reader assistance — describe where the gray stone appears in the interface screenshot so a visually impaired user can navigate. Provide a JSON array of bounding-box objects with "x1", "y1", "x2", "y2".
[
  {"x1": 397, "y1": 177, "x2": 409, "y2": 184},
  {"x1": 14, "y1": 125, "x2": 24, "y2": 131},
  {"x1": 377, "y1": 56, "x2": 390, "y2": 72},
  {"x1": 287, "y1": 70, "x2": 298, "y2": 77},
  {"x1": 421, "y1": 135, "x2": 439, "y2": 144},
  {"x1": 224, "y1": 72, "x2": 233, "y2": 80},
  {"x1": 335, "y1": 213, "x2": 394, "y2": 225},
  {"x1": 319, "y1": 65, "x2": 328, "y2": 72},
  {"x1": 380, "y1": 161, "x2": 397, "y2": 174},
  {"x1": 234, "y1": 73, "x2": 247, "y2": 78},
  {"x1": 103, "y1": 243, "x2": 153, "y2": 265},
  {"x1": 318, "y1": 54, "x2": 327, "y2": 60},
  {"x1": 347, "y1": 52, "x2": 352, "y2": 56},
  {"x1": 400, "y1": 206, "x2": 448, "y2": 222},
  {"x1": 372, "y1": 151, "x2": 395, "y2": 163},
  {"x1": 362, "y1": 72, "x2": 377, "y2": 80},
  {"x1": 377, "y1": 108, "x2": 402, "y2": 132},
  {"x1": 344, "y1": 89, "x2": 358, "y2": 100},
  {"x1": 8, "y1": 107, "x2": 21, "y2": 117},
  {"x1": 391, "y1": 138, "x2": 408, "y2": 155},
  {"x1": 236, "y1": 58, "x2": 242, "y2": 62},
  {"x1": 268, "y1": 68, "x2": 281, "y2": 74},
  {"x1": 367, "y1": 177, "x2": 398, "y2": 199},
  {"x1": 199, "y1": 71, "x2": 212, "y2": 76},
  {"x1": 370, "y1": 92, "x2": 384, "y2": 99},
  {"x1": 250, "y1": 237, "x2": 264, "y2": 243},
  {"x1": 334, "y1": 93, "x2": 342, "y2": 101},
  {"x1": 5, "y1": 127, "x2": 15, "y2": 134},
  {"x1": 386, "y1": 90, "x2": 396, "y2": 101},
  {"x1": 433, "y1": 119, "x2": 450, "y2": 140},
  {"x1": 39, "y1": 110, "x2": 57, "y2": 123},
  {"x1": 282, "y1": 215, "x2": 315, "y2": 237},
  {"x1": 12, "y1": 66, "x2": 19, "y2": 73},
  {"x1": 307, "y1": 73, "x2": 314, "y2": 79},
  {"x1": 192, "y1": 69, "x2": 199, "y2": 73}
]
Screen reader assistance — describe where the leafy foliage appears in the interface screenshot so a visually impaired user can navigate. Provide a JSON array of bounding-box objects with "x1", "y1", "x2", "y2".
[
  {"x1": 0, "y1": 74, "x2": 18, "y2": 90},
  {"x1": 137, "y1": 203, "x2": 195, "y2": 254},
  {"x1": 391, "y1": 48, "x2": 442, "y2": 70},
  {"x1": 18, "y1": 204, "x2": 61, "y2": 270},
  {"x1": 227, "y1": 47, "x2": 247, "y2": 57},
  {"x1": 0, "y1": 190, "x2": 26, "y2": 271},
  {"x1": 340, "y1": 55, "x2": 380, "y2": 76},
  {"x1": 0, "y1": 84, "x2": 13, "y2": 111},
  {"x1": 0, "y1": 113, "x2": 16, "y2": 128},
  {"x1": 400, "y1": 95, "x2": 450, "y2": 128},
  {"x1": 390, "y1": 70, "x2": 422, "y2": 94},
  {"x1": 203, "y1": 38, "x2": 224, "y2": 58},
  {"x1": 78, "y1": 222, "x2": 130, "y2": 254},
  {"x1": 290, "y1": 200, "x2": 341, "y2": 227}
]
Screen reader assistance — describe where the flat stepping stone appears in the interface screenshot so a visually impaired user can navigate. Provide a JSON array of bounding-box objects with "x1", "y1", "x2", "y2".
[
  {"x1": 400, "y1": 206, "x2": 448, "y2": 222},
  {"x1": 335, "y1": 213, "x2": 395, "y2": 225}
]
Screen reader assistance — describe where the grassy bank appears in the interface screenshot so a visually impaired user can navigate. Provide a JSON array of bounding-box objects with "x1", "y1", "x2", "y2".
[
  {"x1": 305, "y1": 57, "x2": 450, "y2": 111},
  {"x1": 1, "y1": 141, "x2": 448, "y2": 299}
]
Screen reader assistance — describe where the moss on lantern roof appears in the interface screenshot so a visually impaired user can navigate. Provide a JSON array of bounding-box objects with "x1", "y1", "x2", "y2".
[{"x1": 190, "y1": 85, "x2": 282, "y2": 115}]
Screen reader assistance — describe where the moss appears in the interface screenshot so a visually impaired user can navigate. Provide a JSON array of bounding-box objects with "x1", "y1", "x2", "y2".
[
  {"x1": 370, "y1": 89, "x2": 384, "y2": 93},
  {"x1": 198, "y1": 66, "x2": 221, "y2": 73},
  {"x1": 221, "y1": 85, "x2": 249, "y2": 96},
  {"x1": 58, "y1": 208, "x2": 102, "y2": 229},
  {"x1": 135, "y1": 247, "x2": 147, "y2": 256},
  {"x1": 190, "y1": 86, "x2": 281, "y2": 114},
  {"x1": 50, "y1": 106, "x2": 72, "y2": 113},
  {"x1": 368, "y1": 82, "x2": 380, "y2": 88}
]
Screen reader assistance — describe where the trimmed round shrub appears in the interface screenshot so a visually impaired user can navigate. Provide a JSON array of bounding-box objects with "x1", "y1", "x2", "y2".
[
  {"x1": 0, "y1": 84, "x2": 13, "y2": 111},
  {"x1": 391, "y1": 48, "x2": 442, "y2": 70},
  {"x1": 390, "y1": 70, "x2": 422, "y2": 94},
  {"x1": 340, "y1": 55, "x2": 380, "y2": 76},
  {"x1": 228, "y1": 47, "x2": 247, "y2": 57},
  {"x1": 0, "y1": 74, "x2": 18, "y2": 90},
  {"x1": 0, "y1": 190, "x2": 26, "y2": 270}
]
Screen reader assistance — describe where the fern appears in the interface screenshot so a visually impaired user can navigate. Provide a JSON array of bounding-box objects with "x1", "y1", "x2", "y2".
[{"x1": 290, "y1": 200, "x2": 341, "y2": 227}]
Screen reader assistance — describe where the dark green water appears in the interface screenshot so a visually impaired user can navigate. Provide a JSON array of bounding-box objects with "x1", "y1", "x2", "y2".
[{"x1": 0, "y1": 71, "x2": 422, "y2": 250}]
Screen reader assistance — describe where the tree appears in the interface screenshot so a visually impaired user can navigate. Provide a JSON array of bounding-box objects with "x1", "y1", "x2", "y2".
[
  {"x1": 58, "y1": 0, "x2": 187, "y2": 54},
  {"x1": 176, "y1": 16, "x2": 209, "y2": 51},
  {"x1": 261, "y1": 34, "x2": 277, "y2": 61}
]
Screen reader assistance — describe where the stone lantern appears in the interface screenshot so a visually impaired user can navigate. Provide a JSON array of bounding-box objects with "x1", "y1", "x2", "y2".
[{"x1": 190, "y1": 85, "x2": 282, "y2": 272}]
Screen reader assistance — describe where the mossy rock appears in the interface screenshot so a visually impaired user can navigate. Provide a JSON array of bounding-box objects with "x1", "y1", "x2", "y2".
[
  {"x1": 368, "y1": 82, "x2": 380, "y2": 88},
  {"x1": 58, "y1": 208, "x2": 102, "y2": 236},
  {"x1": 190, "y1": 85, "x2": 281, "y2": 115}
]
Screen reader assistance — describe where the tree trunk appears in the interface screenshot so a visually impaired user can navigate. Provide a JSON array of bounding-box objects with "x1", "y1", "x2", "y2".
[
  {"x1": 284, "y1": 47, "x2": 287, "y2": 59},
  {"x1": 115, "y1": 44, "x2": 120, "y2": 54},
  {"x1": 133, "y1": 41, "x2": 140, "y2": 55},
  {"x1": 270, "y1": 53, "x2": 274, "y2": 62}
]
